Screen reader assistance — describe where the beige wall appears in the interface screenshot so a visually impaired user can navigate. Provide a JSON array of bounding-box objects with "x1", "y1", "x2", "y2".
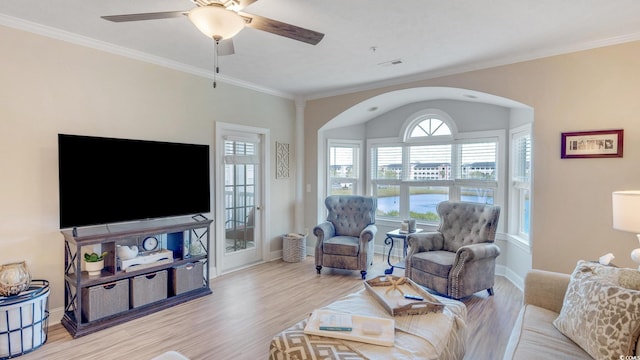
[
  {"x1": 305, "y1": 40, "x2": 640, "y2": 274},
  {"x1": 0, "y1": 25, "x2": 297, "y2": 310}
]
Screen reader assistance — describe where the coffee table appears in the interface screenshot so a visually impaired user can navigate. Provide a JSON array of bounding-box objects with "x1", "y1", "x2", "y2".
[{"x1": 269, "y1": 286, "x2": 466, "y2": 360}]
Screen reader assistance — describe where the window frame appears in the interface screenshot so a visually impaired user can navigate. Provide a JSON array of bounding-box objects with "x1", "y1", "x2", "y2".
[
  {"x1": 368, "y1": 129, "x2": 505, "y2": 223},
  {"x1": 509, "y1": 124, "x2": 532, "y2": 243},
  {"x1": 327, "y1": 139, "x2": 362, "y2": 196}
]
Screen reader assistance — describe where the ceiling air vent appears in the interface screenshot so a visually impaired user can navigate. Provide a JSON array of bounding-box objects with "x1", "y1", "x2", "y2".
[{"x1": 378, "y1": 59, "x2": 403, "y2": 67}]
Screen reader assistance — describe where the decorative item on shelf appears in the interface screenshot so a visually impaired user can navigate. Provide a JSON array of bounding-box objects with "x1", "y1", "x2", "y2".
[
  {"x1": 612, "y1": 190, "x2": 640, "y2": 270},
  {"x1": 407, "y1": 219, "x2": 416, "y2": 233},
  {"x1": 84, "y1": 252, "x2": 107, "y2": 276},
  {"x1": 400, "y1": 221, "x2": 409, "y2": 233},
  {"x1": 119, "y1": 249, "x2": 174, "y2": 272},
  {"x1": 189, "y1": 240, "x2": 203, "y2": 256},
  {"x1": 142, "y1": 236, "x2": 159, "y2": 252},
  {"x1": 116, "y1": 245, "x2": 139, "y2": 260},
  {"x1": 599, "y1": 252, "x2": 615, "y2": 266},
  {"x1": 0, "y1": 261, "x2": 31, "y2": 297}
]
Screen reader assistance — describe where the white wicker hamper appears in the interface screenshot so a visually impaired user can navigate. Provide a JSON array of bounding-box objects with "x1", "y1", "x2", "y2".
[{"x1": 282, "y1": 233, "x2": 306, "y2": 263}]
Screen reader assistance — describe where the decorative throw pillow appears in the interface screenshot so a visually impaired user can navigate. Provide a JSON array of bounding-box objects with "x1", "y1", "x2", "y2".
[{"x1": 553, "y1": 260, "x2": 640, "y2": 359}]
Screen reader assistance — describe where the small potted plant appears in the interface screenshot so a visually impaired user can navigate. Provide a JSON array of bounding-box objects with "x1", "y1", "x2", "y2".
[{"x1": 84, "y1": 251, "x2": 108, "y2": 276}]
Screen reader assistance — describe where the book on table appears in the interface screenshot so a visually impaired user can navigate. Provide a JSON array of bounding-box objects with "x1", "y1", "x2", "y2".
[
  {"x1": 304, "y1": 309, "x2": 395, "y2": 346},
  {"x1": 319, "y1": 312, "x2": 353, "y2": 331}
]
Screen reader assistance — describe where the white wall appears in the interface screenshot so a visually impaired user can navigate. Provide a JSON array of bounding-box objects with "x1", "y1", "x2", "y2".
[{"x1": 0, "y1": 25, "x2": 297, "y2": 312}]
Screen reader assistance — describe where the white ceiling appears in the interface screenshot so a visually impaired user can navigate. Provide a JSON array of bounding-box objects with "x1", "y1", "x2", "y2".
[{"x1": 2, "y1": 0, "x2": 640, "y2": 99}]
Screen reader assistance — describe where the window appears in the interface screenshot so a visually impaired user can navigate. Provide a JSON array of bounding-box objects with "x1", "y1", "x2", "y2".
[
  {"x1": 410, "y1": 117, "x2": 452, "y2": 137},
  {"x1": 328, "y1": 141, "x2": 360, "y2": 195},
  {"x1": 370, "y1": 113, "x2": 499, "y2": 223},
  {"x1": 510, "y1": 126, "x2": 531, "y2": 240}
]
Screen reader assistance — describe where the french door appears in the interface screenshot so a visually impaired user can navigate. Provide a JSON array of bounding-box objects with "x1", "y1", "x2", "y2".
[{"x1": 215, "y1": 123, "x2": 268, "y2": 274}]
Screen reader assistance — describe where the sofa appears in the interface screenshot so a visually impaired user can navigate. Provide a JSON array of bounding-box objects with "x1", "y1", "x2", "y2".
[{"x1": 504, "y1": 261, "x2": 640, "y2": 360}]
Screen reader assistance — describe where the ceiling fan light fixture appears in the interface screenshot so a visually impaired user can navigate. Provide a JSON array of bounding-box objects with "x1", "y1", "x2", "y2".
[{"x1": 188, "y1": 5, "x2": 245, "y2": 41}]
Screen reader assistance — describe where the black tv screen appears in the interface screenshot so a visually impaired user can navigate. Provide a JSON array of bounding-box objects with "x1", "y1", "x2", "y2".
[{"x1": 58, "y1": 134, "x2": 210, "y2": 228}]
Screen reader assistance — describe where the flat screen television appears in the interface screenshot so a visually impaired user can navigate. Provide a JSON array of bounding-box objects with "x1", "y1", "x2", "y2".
[{"x1": 58, "y1": 134, "x2": 210, "y2": 229}]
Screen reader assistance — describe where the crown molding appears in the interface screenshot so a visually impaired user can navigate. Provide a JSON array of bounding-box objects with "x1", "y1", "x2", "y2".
[
  {"x1": 304, "y1": 31, "x2": 640, "y2": 101},
  {"x1": 0, "y1": 14, "x2": 295, "y2": 100},
  {"x1": 4, "y1": 13, "x2": 640, "y2": 102}
]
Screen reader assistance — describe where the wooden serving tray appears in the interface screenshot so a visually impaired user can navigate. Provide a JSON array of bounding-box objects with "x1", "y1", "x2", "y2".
[{"x1": 364, "y1": 275, "x2": 445, "y2": 316}]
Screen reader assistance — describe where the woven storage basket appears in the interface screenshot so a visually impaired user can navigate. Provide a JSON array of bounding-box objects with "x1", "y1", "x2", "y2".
[
  {"x1": 130, "y1": 270, "x2": 168, "y2": 308},
  {"x1": 282, "y1": 233, "x2": 306, "y2": 263},
  {"x1": 81, "y1": 279, "x2": 129, "y2": 322}
]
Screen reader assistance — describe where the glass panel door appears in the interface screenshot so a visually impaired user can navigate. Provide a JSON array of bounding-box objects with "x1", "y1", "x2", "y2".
[
  {"x1": 221, "y1": 137, "x2": 261, "y2": 271},
  {"x1": 224, "y1": 142, "x2": 256, "y2": 253}
]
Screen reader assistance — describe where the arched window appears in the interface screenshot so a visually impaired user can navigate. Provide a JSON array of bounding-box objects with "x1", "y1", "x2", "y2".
[
  {"x1": 410, "y1": 117, "x2": 452, "y2": 137},
  {"x1": 371, "y1": 108, "x2": 499, "y2": 223},
  {"x1": 401, "y1": 109, "x2": 457, "y2": 142}
]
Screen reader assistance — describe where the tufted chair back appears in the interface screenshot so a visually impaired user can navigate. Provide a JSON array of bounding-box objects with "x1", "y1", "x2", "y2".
[
  {"x1": 437, "y1": 201, "x2": 500, "y2": 252},
  {"x1": 325, "y1": 195, "x2": 376, "y2": 237}
]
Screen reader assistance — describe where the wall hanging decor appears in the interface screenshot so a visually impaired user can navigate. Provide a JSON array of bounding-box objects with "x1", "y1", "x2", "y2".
[
  {"x1": 276, "y1": 142, "x2": 290, "y2": 179},
  {"x1": 561, "y1": 129, "x2": 623, "y2": 159}
]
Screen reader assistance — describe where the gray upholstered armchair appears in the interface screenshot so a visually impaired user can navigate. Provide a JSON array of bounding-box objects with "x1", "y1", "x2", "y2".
[
  {"x1": 405, "y1": 201, "x2": 501, "y2": 299},
  {"x1": 314, "y1": 195, "x2": 377, "y2": 280}
]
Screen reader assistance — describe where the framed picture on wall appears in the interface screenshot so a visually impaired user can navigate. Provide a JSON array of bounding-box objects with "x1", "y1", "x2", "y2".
[{"x1": 561, "y1": 129, "x2": 623, "y2": 159}]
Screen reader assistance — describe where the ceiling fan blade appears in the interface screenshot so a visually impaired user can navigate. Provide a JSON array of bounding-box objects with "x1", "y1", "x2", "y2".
[
  {"x1": 101, "y1": 11, "x2": 188, "y2": 23},
  {"x1": 217, "y1": 38, "x2": 235, "y2": 56},
  {"x1": 241, "y1": 13, "x2": 324, "y2": 45}
]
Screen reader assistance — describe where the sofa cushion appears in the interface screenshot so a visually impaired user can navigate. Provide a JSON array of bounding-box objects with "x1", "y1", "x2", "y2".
[
  {"x1": 504, "y1": 304, "x2": 591, "y2": 360},
  {"x1": 553, "y1": 260, "x2": 640, "y2": 359}
]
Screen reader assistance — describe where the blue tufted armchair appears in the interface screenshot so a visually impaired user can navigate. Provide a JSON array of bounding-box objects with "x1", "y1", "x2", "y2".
[
  {"x1": 314, "y1": 195, "x2": 377, "y2": 279},
  {"x1": 405, "y1": 201, "x2": 501, "y2": 299}
]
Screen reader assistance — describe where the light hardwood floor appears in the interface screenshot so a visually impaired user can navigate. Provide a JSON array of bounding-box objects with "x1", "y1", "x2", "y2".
[{"x1": 20, "y1": 255, "x2": 522, "y2": 360}]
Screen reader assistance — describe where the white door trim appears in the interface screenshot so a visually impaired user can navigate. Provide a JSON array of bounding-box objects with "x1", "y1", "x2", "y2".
[{"x1": 214, "y1": 121, "x2": 271, "y2": 275}]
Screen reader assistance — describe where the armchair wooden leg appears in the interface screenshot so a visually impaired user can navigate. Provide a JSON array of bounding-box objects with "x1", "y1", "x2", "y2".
[
  {"x1": 360, "y1": 270, "x2": 367, "y2": 280},
  {"x1": 316, "y1": 265, "x2": 322, "y2": 275},
  {"x1": 487, "y1": 287, "x2": 494, "y2": 296}
]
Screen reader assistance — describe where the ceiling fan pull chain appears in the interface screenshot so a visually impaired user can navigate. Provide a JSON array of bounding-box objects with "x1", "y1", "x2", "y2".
[{"x1": 213, "y1": 39, "x2": 218, "y2": 88}]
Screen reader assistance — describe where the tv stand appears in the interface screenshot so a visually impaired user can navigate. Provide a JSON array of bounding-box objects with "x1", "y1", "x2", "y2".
[
  {"x1": 60, "y1": 216, "x2": 213, "y2": 338},
  {"x1": 192, "y1": 214, "x2": 208, "y2": 222}
]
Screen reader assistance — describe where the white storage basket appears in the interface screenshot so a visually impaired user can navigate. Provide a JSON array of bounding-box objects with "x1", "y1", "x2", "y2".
[{"x1": 283, "y1": 233, "x2": 307, "y2": 263}]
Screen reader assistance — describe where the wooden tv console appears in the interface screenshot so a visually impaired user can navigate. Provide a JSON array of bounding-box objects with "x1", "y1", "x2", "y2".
[{"x1": 61, "y1": 216, "x2": 213, "y2": 338}]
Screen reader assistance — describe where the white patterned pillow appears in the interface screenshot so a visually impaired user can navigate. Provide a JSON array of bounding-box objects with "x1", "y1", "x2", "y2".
[{"x1": 553, "y1": 260, "x2": 640, "y2": 359}]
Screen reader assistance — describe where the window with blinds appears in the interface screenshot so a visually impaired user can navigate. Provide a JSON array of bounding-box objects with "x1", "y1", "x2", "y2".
[
  {"x1": 328, "y1": 141, "x2": 360, "y2": 195},
  {"x1": 224, "y1": 139, "x2": 259, "y2": 164},
  {"x1": 513, "y1": 134, "x2": 531, "y2": 184},
  {"x1": 511, "y1": 128, "x2": 531, "y2": 239},
  {"x1": 370, "y1": 117, "x2": 498, "y2": 221},
  {"x1": 457, "y1": 142, "x2": 497, "y2": 181}
]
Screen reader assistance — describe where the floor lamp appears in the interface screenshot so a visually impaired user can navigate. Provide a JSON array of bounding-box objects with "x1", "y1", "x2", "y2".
[{"x1": 612, "y1": 191, "x2": 640, "y2": 270}]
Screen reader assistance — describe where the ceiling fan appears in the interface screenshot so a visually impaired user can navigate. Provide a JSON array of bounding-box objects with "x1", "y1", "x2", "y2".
[{"x1": 101, "y1": 0, "x2": 325, "y2": 56}]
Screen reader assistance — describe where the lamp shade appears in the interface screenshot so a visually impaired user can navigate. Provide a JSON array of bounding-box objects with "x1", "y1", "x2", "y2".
[
  {"x1": 612, "y1": 191, "x2": 640, "y2": 233},
  {"x1": 188, "y1": 5, "x2": 245, "y2": 40}
]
